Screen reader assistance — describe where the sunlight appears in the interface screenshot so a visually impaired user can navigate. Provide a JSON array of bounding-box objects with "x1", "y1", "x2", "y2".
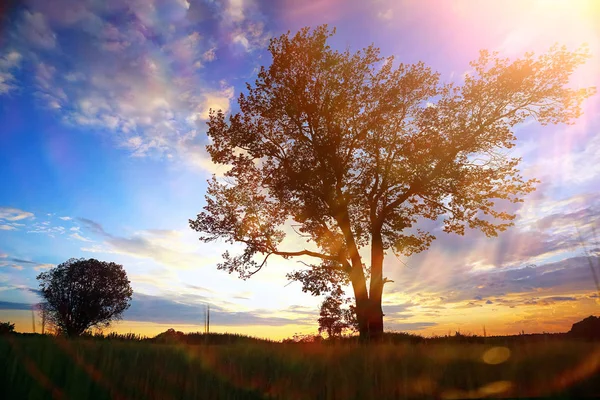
[{"x1": 1, "y1": 4, "x2": 599, "y2": 399}]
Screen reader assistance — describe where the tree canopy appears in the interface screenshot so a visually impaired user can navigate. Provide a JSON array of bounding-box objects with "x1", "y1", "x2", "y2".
[
  {"x1": 190, "y1": 25, "x2": 595, "y2": 339},
  {"x1": 37, "y1": 258, "x2": 133, "y2": 336}
]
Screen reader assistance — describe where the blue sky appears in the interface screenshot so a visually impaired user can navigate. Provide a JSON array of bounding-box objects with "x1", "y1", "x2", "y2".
[{"x1": 1, "y1": 0, "x2": 599, "y2": 339}]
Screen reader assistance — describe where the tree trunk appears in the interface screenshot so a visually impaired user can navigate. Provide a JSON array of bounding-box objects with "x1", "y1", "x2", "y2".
[
  {"x1": 349, "y1": 266, "x2": 370, "y2": 340},
  {"x1": 335, "y1": 204, "x2": 385, "y2": 341},
  {"x1": 350, "y1": 268, "x2": 385, "y2": 341},
  {"x1": 367, "y1": 228, "x2": 385, "y2": 341},
  {"x1": 365, "y1": 299, "x2": 384, "y2": 340},
  {"x1": 353, "y1": 298, "x2": 384, "y2": 341}
]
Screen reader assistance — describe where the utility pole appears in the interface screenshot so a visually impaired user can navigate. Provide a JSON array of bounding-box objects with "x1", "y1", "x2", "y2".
[
  {"x1": 205, "y1": 304, "x2": 210, "y2": 334},
  {"x1": 31, "y1": 308, "x2": 36, "y2": 334},
  {"x1": 41, "y1": 306, "x2": 46, "y2": 335},
  {"x1": 204, "y1": 304, "x2": 211, "y2": 345}
]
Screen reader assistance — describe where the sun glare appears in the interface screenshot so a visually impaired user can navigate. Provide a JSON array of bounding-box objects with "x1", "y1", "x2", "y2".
[{"x1": 1, "y1": 1, "x2": 600, "y2": 397}]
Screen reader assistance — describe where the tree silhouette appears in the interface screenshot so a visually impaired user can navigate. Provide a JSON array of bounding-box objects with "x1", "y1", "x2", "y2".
[
  {"x1": 318, "y1": 290, "x2": 358, "y2": 339},
  {"x1": 569, "y1": 315, "x2": 600, "y2": 340},
  {"x1": 0, "y1": 321, "x2": 15, "y2": 334},
  {"x1": 190, "y1": 25, "x2": 595, "y2": 340},
  {"x1": 37, "y1": 258, "x2": 133, "y2": 336}
]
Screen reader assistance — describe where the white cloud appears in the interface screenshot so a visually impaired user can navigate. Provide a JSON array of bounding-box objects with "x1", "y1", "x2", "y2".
[
  {"x1": 0, "y1": 72, "x2": 17, "y2": 94},
  {"x1": 0, "y1": 4, "x2": 243, "y2": 170},
  {"x1": 18, "y1": 11, "x2": 57, "y2": 49},
  {"x1": 35, "y1": 63, "x2": 56, "y2": 89},
  {"x1": 202, "y1": 47, "x2": 217, "y2": 62},
  {"x1": 218, "y1": 0, "x2": 268, "y2": 52},
  {"x1": 534, "y1": 132, "x2": 600, "y2": 188},
  {"x1": 198, "y1": 86, "x2": 235, "y2": 120},
  {"x1": 1, "y1": 51, "x2": 22, "y2": 66},
  {"x1": 378, "y1": 9, "x2": 393, "y2": 20},
  {"x1": 0, "y1": 225, "x2": 16, "y2": 231},
  {"x1": 0, "y1": 207, "x2": 34, "y2": 222},
  {"x1": 0, "y1": 51, "x2": 22, "y2": 94},
  {"x1": 70, "y1": 232, "x2": 94, "y2": 242},
  {"x1": 225, "y1": 0, "x2": 246, "y2": 23},
  {"x1": 164, "y1": 31, "x2": 203, "y2": 64},
  {"x1": 28, "y1": 222, "x2": 67, "y2": 237},
  {"x1": 232, "y1": 33, "x2": 250, "y2": 50},
  {"x1": 34, "y1": 263, "x2": 54, "y2": 271},
  {"x1": 174, "y1": 129, "x2": 232, "y2": 176},
  {"x1": 0, "y1": 0, "x2": 273, "y2": 174},
  {"x1": 59, "y1": 216, "x2": 72, "y2": 221},
  {"x1": 77, "y1": 218, "x2": 227, "y2": 271}
]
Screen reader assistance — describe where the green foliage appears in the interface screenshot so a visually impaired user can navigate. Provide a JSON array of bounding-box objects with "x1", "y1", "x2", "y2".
[
  {"x1": 1, "y1": 334, "x2": 599, "y2": 399},
  {"x1": 190, "y1": 25, "x2": 595, "y2": 338},
  {"x1": 0, "y1": 321, "x2": 15, "y2": 334},
  {"x1": 37, "y1": 258, "x2": 133, "y2": 337}
]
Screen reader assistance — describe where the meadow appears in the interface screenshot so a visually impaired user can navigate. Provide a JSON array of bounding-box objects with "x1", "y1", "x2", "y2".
[{"x1": 1, "y1": 332, "x2": 599, "y2": 399}]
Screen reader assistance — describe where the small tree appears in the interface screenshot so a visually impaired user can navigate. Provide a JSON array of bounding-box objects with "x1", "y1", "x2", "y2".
[
  {"x1": 34, "y1": 302, "x2": 53, "y2": 335},
  {"x1": 37, "y1": 258, "x2": 133, "y2": 337},
  {"x1": 0, "y1": 321, "x2": 15, "y2": 334},
  {"x1": 190, "y1": 25, "x2": 595, "y2": 340},
  {"x1": 318, "y1": 291, "x2": 358, "y2": 339}
]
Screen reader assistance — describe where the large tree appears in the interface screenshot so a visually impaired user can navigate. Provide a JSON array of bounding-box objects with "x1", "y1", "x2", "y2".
[
  {"x1": 190, "y1": 26, "x2": 595, "y2": 340},
  {"x1": 37, "y1": 258, "x2": 133, "y2": 336}
]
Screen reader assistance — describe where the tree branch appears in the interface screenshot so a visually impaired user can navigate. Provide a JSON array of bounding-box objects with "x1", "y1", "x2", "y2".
[
  {"x1": 247, "y1": 252, "x2": 273, "y2": 278},
  {"x1": 273, "y1": 249, "x2": 343, "y2": 262}
]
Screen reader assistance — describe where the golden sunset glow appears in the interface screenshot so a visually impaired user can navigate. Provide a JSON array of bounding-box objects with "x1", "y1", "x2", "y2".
[
  {"x1": 1, "y1": 2, "x2": 600, "y2": 399},
  {"x1": 1, "y1": 0, "x2": 599, "y2": 343}
]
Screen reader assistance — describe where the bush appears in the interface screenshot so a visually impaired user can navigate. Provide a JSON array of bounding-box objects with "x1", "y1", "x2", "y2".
[{"x1": 0, "y1": 321, "x2": 15, "y2": 334}]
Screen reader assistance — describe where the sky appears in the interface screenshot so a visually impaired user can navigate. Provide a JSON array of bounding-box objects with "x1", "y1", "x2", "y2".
[{"x1": 0, "y1": 0, "x2": 599, "y2": 340}]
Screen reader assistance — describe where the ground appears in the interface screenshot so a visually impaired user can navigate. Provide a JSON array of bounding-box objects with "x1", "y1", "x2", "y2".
[{"x1": 1, "y1": 332, "x2": 599, "y2": 399}]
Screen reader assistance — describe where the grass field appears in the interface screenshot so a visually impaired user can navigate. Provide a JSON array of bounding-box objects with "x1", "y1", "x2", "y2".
[{"x1": 1, "y1": 333, "x2": 600, "y2": 399}]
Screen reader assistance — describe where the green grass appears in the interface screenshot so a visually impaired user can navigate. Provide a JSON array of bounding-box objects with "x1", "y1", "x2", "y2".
[{"x1": 1, "y1": 334, "x2": 599, "y2": 399}]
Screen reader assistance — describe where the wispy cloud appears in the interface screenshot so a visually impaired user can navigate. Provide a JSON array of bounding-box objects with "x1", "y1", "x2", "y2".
[
  {"x1": 377, "y1": 9, "x2": 393, "y2": 21},
  {"x1": 69, "y1": 232, "x2": 94, "y2": 242},
  {"x1": 27, "y1": 223, "x2": 67, "y2": 238},
  {"x1": 32, "y1": 264, "x2": 52, "y2": 271},
  {"x1": 77, "y1": 217, "x2": 222, "y2": 270},
  {"x1": 0, "y1": 207, "x2": 35, "y2": 231},
  {"x1": 0, "y1": 207, "x2": 34, "y2": 222},
  {"x1": 0, "y1": 255, "x2": 54, "y2": 272},
  {"x1": 0, "y1": 0, "x2": 269, "y2": 170},
  {"x1": 126, "y1": 292, "x2": 314, "y2": 326},
  {"x1": 16, "y1": 11, "x2": 57, "y2": 49},
  {"x1": 391, "y1": 255, "x2": 600, "y2": 313},
  {"x1": 0, "y1": 51, "x2": 22, "y2": 94},
  {"x1": 386, "y1": 190, "x2": 600, "y2": 299}
]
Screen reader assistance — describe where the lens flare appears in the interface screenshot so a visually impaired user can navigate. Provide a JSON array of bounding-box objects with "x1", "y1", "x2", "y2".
[{"x1": 482, "y1": 346, "x2": 511, "y2": 364}]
